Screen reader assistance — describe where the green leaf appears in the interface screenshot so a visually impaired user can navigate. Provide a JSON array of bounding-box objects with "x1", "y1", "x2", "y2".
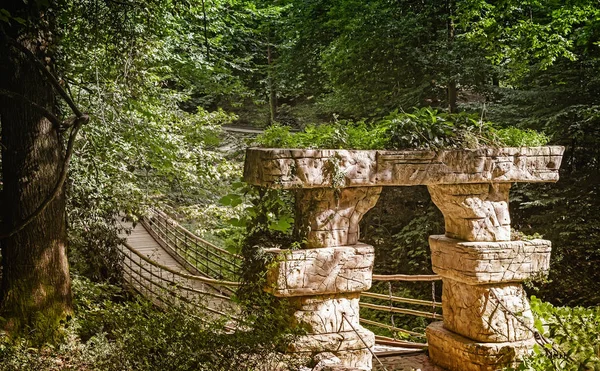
[
  {"x1": 219, "y1": 194, "x2": 242, "y2": 207},
  {"x1": 268, "y1": 217, "x2": 292, "y2": 233},
  {"x1": 534, "y1": 317, "x2": 545, "y2": 334}
]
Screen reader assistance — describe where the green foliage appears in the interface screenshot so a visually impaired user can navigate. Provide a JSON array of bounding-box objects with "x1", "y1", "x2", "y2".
[
  {"x1": 358, "y1": 187, "x2": 444, "y2": 339},
  {"x1": 457, "y1": 1, "x2": 600, "y2": 81},
  {"x1": 217, "y1": 180, "x2": 298, "y2": 331},
  {"x1": 255, "y1": 108, "x2": 549, "y2": 150},
  {"x1": 382, "y1": 109, "x2": 495, "y2": 149},
  {"x1": 219, "y1": 181, "x2": 295, "y2": 240},
  {"x1": 511, "y1": 177, "x2": 600, "y2": 306},
  {"x1": 507, "y1": 297, "x2": 600, "y2": 370},
  {"x1": 359, "y1": 281, "x2": 435, "y2": 342},
  {"x1": 54, "y1": 0, "x2": 245, "y2": 283},
  {"x1": 496, "y1": 128, "x2": 550, "y2": 148},
  {"x1": 4, "y1": 0, "x2": 599, "y2": 363},
  {"x1": 276, "y1": 0, "x2": 493, "y2": 118},
  {"x1": 220, "y1": 185, "x2": 307, "y2": 354},
  {"x1": 361, "y1": 186, "x2": 444, "y2": 275},
  {"x1": 0, "y1": 276, "x2": 302, "y2": 370}
]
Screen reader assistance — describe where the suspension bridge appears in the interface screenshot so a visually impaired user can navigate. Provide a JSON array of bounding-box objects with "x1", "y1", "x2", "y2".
[{"x1": 118, "y1": 209, "x2": 443, "y2": 370}]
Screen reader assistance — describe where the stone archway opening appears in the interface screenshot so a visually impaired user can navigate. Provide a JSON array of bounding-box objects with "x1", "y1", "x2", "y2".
[{"x1": 243, "y1": 146, "x2": 564, "y2": 371}]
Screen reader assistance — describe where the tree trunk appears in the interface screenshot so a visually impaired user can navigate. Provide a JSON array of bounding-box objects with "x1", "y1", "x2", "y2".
[
  {"x1": 447, "y1": 0, "x2": 457, "y2": 113},
  {"x1": 447, "y1": 80, "x2": 457, "y2": 113},
  {"x1": 0, "y1": 1, "x2": 72, "y2": 343},
  {"x1": 267, "y1": 30, "x2": 277, "y2": 124}
]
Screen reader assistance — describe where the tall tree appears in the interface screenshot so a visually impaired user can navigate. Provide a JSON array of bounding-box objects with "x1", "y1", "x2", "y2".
[{"x1": 0, "y1": 0, "x2": 77, "y2": 341}]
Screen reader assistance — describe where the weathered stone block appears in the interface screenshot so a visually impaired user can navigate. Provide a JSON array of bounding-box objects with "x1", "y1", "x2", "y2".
[
  {"x1": 266, "y1": 245, "x2": 374, "y2": 297},
  {"x1": 290, "y1": 326, "x2": 374, "y2": 353},
  {"x1": 283, "y1": 295, "x2": 373, "y2": 369},
  {"x1": 442, "y1": 280, "x2": 534, "y2": 342},
  {"x1": 328, "y1": 349, "x2": 372, "y2": 370},
  {"x1": 428, "y1": 183, "x2": 511, "y2": 241},
  {"x1": 244, "y1": 149, "x2": 377, "y2": 189},
  {"x1": 430, "y1": 235, "x2": 552, "y2": 284},
  {"x1": 306, "y1": 349, "x2": 372, "y2": 370},
  {"x1": 288, "y1": 295, "x2": 361, "y2": 334},
  {"x1": 295, "y1": 344, "x2": 373, "y2": 370},
  {"x1": 243, "y1": 147, "x2": 564, "y2": 189},
  {"x1": 427, "y1": 322, "x2": 534, "y2": 371}
]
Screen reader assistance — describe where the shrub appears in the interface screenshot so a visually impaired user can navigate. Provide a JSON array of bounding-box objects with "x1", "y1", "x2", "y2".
[
  {"x1": 508, "y1": 297, "x2": 600, "y2": 370},
  {"x1": 0, "y1": 276, "x2": 303, "y2": 370},
  {"x1": 255, "y1": 107, "x2": 550, "y2": 150}
]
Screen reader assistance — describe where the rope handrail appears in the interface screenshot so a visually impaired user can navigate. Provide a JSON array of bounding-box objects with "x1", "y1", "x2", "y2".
[
  {"x1": 153, "y1": 224, "x2": 241, "y2": 271},
  {"x1": 123, "y1": 257, "x2": 239, "y2": 321},
  {"x1": 122, "y1": 250, "x2": 233, "y2": 301},
  {"x1": 360, "y1": 302, "x2": 443, "y2": 320},
  {"x1": 361, "y1": 291, "x2": 442, "y2": 308},
  {"x1": 121, "y1": 241, "x2": 241, "y2": 287},
  {"x1": 145, "y1": 209, "x2": 241, "y2": 281},
  {"x1": 372, "y1": 274, "x2": 441, "y2": 282},
  {"x1": 144, "y1": 221, "x2": 239, "y2": 285},
  {"x1": 373, "y1": 335, "x2": 428, "y2": 349},
  {"x1": 122, "y1": 210, "x2": 445, "y2": 340},
  {"x1": 359, "y1": 318, "x2": 426, "y2": 338},
  {"x1": 151, "y1": 209, "x2": 242, "y2": 260}
]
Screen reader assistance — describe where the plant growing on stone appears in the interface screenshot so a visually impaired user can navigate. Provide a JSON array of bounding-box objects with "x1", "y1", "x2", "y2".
[{"x1": 255, "y1": 107, "x2": 550, "y2": 150}]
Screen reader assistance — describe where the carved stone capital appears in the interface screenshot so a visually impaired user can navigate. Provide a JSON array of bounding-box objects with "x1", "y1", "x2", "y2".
[
  {"x1": 428, "y1": 183, "x2": 511, "y2": 242},
  {"x1": 295, "y1": 187, "x2": 382, "y2": 248}
]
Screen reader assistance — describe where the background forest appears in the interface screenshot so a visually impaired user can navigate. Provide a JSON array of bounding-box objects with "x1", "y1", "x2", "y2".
[{"x1": 0, "y1": 0, "x2": 599, "y2": 370}]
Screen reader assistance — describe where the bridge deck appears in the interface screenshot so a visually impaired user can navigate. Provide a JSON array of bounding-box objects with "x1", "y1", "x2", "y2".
[
  {"x1": 123, "y1": 221, "x2": 188, "y2": 272},
  {"x1": 119, "y1": 220, "x2": 235, "y2": 318}
]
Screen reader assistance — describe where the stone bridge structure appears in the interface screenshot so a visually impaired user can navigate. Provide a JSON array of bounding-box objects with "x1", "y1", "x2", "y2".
[{"x1": 244, "y1": 146, "x2": 564, "y2": 371}]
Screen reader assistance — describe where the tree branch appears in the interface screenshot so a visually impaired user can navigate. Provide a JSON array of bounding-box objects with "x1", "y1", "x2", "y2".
[
  {"x1": 0, "y1": 26, "x2": 91, "y2": 240},
  {"x1": 0, "y1": 115, "x2": 89, "y2": 240},
  {"x1": 0, "y1": 88, "x2": 64, "y2": 129}
]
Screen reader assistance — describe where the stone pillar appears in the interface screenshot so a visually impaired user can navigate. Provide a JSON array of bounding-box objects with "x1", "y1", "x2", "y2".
[
  {"x1": 244, "y1": 146, "x2": 565, "y2": 370},
  {"x1": 266, "y1": 187, "x2": 382, "y2": 370},
  {"x1": 426, "y1": 184, "x2": 551, "y2": 371}
]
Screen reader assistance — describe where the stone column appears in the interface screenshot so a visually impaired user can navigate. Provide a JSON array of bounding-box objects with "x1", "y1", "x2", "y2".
[
  {"x1": 425, "y1": 184, "x2": 552, "y2": 371},
  {"x1": 266, "y1": 187, "x2": 382, "y2": 370}
]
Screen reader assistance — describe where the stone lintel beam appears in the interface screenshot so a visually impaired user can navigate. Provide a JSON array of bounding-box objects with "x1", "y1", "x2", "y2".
[
  {"x1": 430, "y1": 235, "x2": 551, "y2": 285},
  {"x1": 295, "y1": 187, "x2": 382, "y2": 248},
  {"x1": 265, "y1": 245, "x2": 374, "y2": 297},
  {"x1": 426, "y1": 322, "x2": 535, "y2": 371},
  {"x1": 243, "y1": 146, "x2": 564, "y2": 189}
]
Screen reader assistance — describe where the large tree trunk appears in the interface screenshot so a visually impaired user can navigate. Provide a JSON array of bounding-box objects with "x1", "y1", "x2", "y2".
[
  {"x1": 267, "y1": 29, "x2": 277, "y2": 124},
  {"x1": 0, "y1": 1, "x2": 72, "y2": 343}
]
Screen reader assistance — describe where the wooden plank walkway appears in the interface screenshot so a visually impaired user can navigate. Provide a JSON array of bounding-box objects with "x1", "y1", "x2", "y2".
[{"x1": 118, "y1": 220, "x2": 236, "y2": 320}]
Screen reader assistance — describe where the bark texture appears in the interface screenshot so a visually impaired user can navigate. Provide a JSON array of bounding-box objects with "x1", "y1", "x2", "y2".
[{"x1": 0, "y1": 1, "x2": 72, "y2": 342}]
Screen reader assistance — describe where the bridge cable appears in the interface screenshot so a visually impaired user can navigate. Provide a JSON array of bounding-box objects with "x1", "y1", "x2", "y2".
[{"x1": 342, "y1": 313, "x2": 389, "y2": 371}]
